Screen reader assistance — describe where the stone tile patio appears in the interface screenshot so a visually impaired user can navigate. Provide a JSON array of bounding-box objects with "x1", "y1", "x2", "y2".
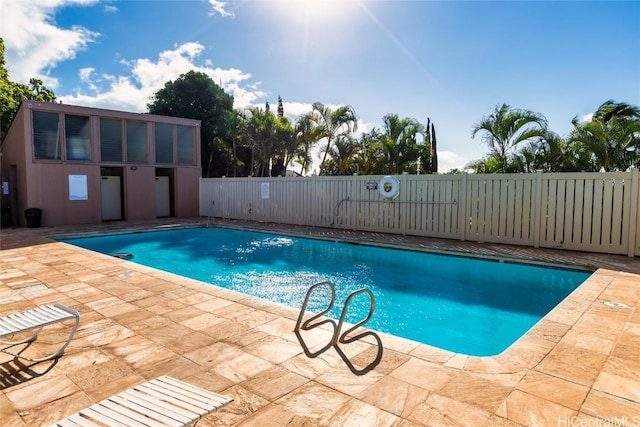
[{"x1": 1, "y1": 218, "x2": 639, "y2": 426}]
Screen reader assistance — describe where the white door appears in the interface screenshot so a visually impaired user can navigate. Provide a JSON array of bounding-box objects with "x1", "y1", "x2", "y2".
[
  {"x1": 155, "y1": 176, "x2": 170, "y2": 217},
  {"x1": 101, "y1": 176, "x2": 122, "y2": 220}
]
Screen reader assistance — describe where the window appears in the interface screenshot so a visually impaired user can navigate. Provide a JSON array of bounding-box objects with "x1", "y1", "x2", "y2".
[
  {"x1": 32, "y1": 111, "x2": 61, "y2": 160},
  {"x1": 126, "y1": 121, "x2": 147, "y2": 163},
  {"x1": 177, "y1": 125, "x2": 195, "y2": 165},
  {"x1": 100, "y1": 118, "x2": 123, "y2": 162},
  {"x1": 65, "y1": 115, "x2": 91, "y2": 160},
  {"x1": 155, "y1": 123, "x2": 174, "y2": 163}
]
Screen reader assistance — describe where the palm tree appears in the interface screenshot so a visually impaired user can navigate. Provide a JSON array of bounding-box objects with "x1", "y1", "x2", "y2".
[
  {"x1": 273, "y1": 116, "x2": 296, "y2": 176},
  {"x1": 354, "y1": 130, "x2": 385, "y2": 175},
  {"x1": 567, "y1": 101, "x2": 640, "y2": 171},
  {"x1": 323, "y1": 135, "x2": 360, "y2": 175},
  {"x1": 292, "y1": 114, "x2": 322, "y2": 175},
  {"x1": 308, "y1": 102, "x2": 358, "y2": 174},
  {"x1": 532, "y1": 131, "x2": 569, "y2": 172},
  {"x1": 471, "y1": 103, "x2": 547, "y2": 173},
  {"x1": 379, "y1": 114, "x2": 426, "y2": 174},
  {"x1": 242, "y1": 106, "x2": 278, "y2": 176}
]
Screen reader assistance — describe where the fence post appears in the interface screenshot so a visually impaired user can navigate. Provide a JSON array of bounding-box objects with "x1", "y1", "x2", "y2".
[
  {"x1": 458, "y1": 173, "x2": 467, "y2": 241},
  {"x1": 533, "y1": 171, "x2": 543, "y2": 248},
  {"x1": 401, "y1": 173, "x2": 408, "y2": 235},
  {"x1": 628, "y1": 168, "x2": 639, "y2": 257}
]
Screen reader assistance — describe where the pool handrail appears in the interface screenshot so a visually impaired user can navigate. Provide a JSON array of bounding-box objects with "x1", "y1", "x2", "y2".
[
  {"x1": 295, "y1": 281, "x2": 376, "y2": 346},
  {"x1": 294, "y1": 280, "x2": 336, "y2": 332},
  {"x1": 335, "y1": 288, "x2": 376, "y2": 345}
]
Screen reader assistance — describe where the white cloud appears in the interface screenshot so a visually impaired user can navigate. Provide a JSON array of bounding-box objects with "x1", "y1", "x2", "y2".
[
  {"x1": 435, "y1": 151, "x2": 471, "y2": 173},
  {"x1": 79, "y1": 67, "x2": 94, "y2": 81},
  {"x1": 278, "y1": 102, "x2": 313, "y2": 119},
  {"x1": 103, "y1": 4, "x2": 118, "y2": 13},
  {"x1": 61, "y1": 42, "x2": 266, "y2": 113},
  {"x1": 208, "y1": 0, "x2": 233, "y2": 17},
  {"x1": 0, "y1": 0, "x2": 99, "y2": 87}
]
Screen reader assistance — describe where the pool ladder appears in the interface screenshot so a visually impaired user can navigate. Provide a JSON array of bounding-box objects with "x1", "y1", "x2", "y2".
[{"x1": 295, "y1": 281, "x2": 375, "y2": 345}]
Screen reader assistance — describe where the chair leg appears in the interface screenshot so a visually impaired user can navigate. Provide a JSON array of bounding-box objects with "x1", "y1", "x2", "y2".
[
  {"x1": 0, "y1": 326, "x2": 43, "y2": 345},
  {"x1": 0, "y1": 315, "x2": 80, "y2": 363}
]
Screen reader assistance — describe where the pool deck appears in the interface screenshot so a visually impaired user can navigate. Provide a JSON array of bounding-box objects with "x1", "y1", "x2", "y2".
[{"x1": 1, "y1": 218, "x2": 639, "y2": 426}]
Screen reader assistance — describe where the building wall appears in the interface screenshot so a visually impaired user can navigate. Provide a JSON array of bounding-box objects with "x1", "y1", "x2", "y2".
[
  {"x1": 0, "y1": 107, "x2": 28, "y2": 225},
  {"x1": 175, "y1": 168, "x2": 202, "y2": 217},
  {"x1": 1, "y1": 101, "x2": 202, "y2": 227}
]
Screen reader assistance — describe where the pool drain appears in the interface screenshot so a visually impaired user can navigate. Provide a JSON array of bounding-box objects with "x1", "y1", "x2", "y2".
[{"x1": 604, "y1": 300, "x2": 630, "y2": 309}]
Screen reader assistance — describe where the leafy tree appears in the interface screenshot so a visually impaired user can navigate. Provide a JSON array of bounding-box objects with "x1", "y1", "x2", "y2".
[
  {"x1": 308, "y1": 102, "x2": 358, "y2": 174},
  {"x1": 426, "y1": 117, "x2": 438, "y2": 173},
  {"x1": 471, "y1": 103, "x2": 547, "y2": 173},
  {"x1": 147, "y1": 70, "x2": 234, "y2": 177},
  {"x1": 1, "y1": 38, "x2": 57, "y2": 141},
  {"x1": 277, "y1": 96, "x2": 284, "y2": 118}
]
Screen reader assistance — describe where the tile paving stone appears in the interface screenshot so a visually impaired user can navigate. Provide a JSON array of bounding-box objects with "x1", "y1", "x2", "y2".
[
  {"x1": 496, "y1": 389, "x2": 577, "y2": 427},
  {"x1": 406, "y1": 391, "x2": 493, "y2": 426},
  {"x1": 390, "y1": 357, "x2": 458, "y2": 392},
  {"x1": 534, "y1": 342, "x2": 610, "y2": 387},
  {"x1": 242, "y1": 335, "x2": 304, "y2": 365},
  {"x1": 275, "y1": 381, "x2": 352, "y2": 423},
  {"x1": 242, "y1": 366, "x2": 310, "y2": 402},
  {"x1": 4, "y1": 374, "x2": 79, "y2": 412},
  {"x1": 483, "y1": 414, "x2": 527, "y2": 426},
  {"x1": 322, "y1": 398, "x2": 400, "y2": 426},
  {"x1": 1, "y1": 218, "x2": 640, "y2": 426},
  {"x1": 227, "y1": 402, "x2": 315, "y2": 427},
  {"x1": 438, "y1": 371, "x2": 513, "y2": 413},
  {"x1": 315, "y1": 364, "x2": 384, "y2": 396},
  {"x1": 515, "y1": 370, "x2": 590, "y2": 411},
  {"x1": 580, "y1": 389, "x2": 640, "y2": 425},
  {"x1": 592, "y1": 370, "x2": 640, "y2": 403},
  {"x1": 357, "y1": 375, "x2": 430, "y2": 418}
]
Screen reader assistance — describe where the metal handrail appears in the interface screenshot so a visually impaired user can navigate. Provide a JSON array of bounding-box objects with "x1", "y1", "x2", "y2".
[
  {"x1": 206, "y1": 199, "x2": 215, "y2": 228},
  {"x1": 335, "y1": 288, "x2": 375, "y2": 345},
  {"x1": 294, "y1": 281, "x2": 336, "y2": 332},
  {"x1": 296, "y1": 282, "x2": 376, "y2": 347}
]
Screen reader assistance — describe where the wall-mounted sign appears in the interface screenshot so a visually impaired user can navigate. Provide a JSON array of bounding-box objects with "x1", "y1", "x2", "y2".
[
  {"x1": 261, "y1": 182, "x2": 270, "y2": 199},
  {"x1": 69, "y1": 175, "x2": 88, "y2": 200},
  {"x1": 366, "y1": 181, "x2": 378, "y2": 190}
]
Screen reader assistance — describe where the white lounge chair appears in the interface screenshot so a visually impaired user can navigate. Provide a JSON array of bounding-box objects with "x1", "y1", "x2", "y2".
[
  {"x1": 49, "y1": 375, "x2": 233, "y2": 426},
  {"x1": 0, "y1": 303, "x2": 80, "y2": 362}
]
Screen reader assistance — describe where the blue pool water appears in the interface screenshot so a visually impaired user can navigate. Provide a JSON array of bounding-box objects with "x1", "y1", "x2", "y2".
[{"x1": 60, "y1": 227, "x2": 591, "y2": 356}]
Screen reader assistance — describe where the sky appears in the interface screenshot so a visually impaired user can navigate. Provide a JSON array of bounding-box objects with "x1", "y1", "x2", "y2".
[{"x1": 1, "y1": 0, "x2": 639, "y2": 174}]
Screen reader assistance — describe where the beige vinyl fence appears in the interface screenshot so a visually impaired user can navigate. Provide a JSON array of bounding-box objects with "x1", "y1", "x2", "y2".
[{"x1": 200, "y1": 170, "x2": 640, "y2": 257}]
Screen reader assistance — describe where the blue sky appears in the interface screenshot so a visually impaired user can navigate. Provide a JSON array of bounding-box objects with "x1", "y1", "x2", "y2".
[{"x1": 2, "y1": 0, "x2": 639, "y2": 173}]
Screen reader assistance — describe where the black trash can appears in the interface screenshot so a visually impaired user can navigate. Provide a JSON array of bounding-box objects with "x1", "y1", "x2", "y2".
[{"x1": 24, "y1": 208, "x2": 42, "y2": 228}]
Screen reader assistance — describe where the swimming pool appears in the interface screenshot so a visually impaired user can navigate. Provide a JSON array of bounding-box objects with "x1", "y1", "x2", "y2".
[{"x1": 59, "y1": 227, "x2": 592, "y2": 356}]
